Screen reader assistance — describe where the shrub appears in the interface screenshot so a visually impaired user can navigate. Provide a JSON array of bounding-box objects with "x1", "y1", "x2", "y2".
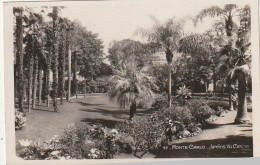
[
  {"x1": 90, "y1": 86, "x2": 97, "y2": 93},
  {"x1": 187, "y1": 100, "x2": 215, "y2": 127},
  {"x1": 156, "y1": 106, "x2": 198, "y2": 140},
  {"x1": 85, "y1": 86, "x2": 90, "y2": 93},
  {"x1": 99, "y1": 88, "x2": 105, "y2": 93},
  {"x1": 151, "y1": 96, "x2": 168, "y2": 111},
  {"x1": 116, "y1": 115, "x2": 166, "y2": 158},
  {"x1": 206, "y1": 100, "x2": 229, "y2": 111},
  {"x1": 15, "y1": 110, "x2": 26, "y2": 130},
  {"x1": 19, "y1": 123, "x2": 123, "y2": 160}
]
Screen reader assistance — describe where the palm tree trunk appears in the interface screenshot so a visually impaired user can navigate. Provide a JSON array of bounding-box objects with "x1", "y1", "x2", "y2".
[
  {"x1": 129, "y1": 100, "x2": 137, "y2": 120},
  {"x1": 28, "y1": 57, "x2": 34, "y2": 112},
  {"x1": 52, "y1": 6, "x2": 59, "y2": 112},
  {"x1": 38, "y1": 69, "x2": 43, "y2": 105},
  {"x1": 58, "y1": 35, "x2": 65, "y2": 104},
  {"x1": 52, "y1": 50, "x2": 58, "y2": 111},
  {"x1": 205, "y1": 81, "x2": 208, "y2": 94},
  {"x1": 46, "y1": 67, "x2": 50, "y2": 107},
  {"x1": 235, "y1": 72, "x2": 249, "y2": 124},
  {"x1": 228, "y1": 82, "x2": 234, "y2": 111},
  {"x1": 72, "y1": 52, "x2": 78, "y2": 98},
  {"x1": 84, "y1": 80, "x2": 86, "y2": 98},
  {"x1": 32, "y1": 56, "x2": 38, "y2": 109},
  {"x1": 15, "y1": 10, "x2": 25, "y2": 114},
  {"x1": 14, "y1": 64, "x2": 17, "y2": 102},
  {"x1": 213, "y1": 78, "x2": 217, "y2": 94},
  {"x1": 67, "y1": 48, "x2": 71, "y2": 102},
  {"x1": 168, "y1": 62, "x2": 172, "y2": 108}
]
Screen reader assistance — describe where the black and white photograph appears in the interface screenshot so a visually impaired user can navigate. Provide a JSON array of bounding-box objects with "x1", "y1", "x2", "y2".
[{"x1": 2, "y1": 0, "x2": 260, "y2": 164}]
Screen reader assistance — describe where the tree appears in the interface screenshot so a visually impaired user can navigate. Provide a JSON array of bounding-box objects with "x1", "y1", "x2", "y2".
[
  {"x1": 179, "y1": 34, "x2": 215, "y2": 93},
  {"x1": 57, "y1": 17, "x2": 68, "y2": 104},
  {"x1": 109, "y1": 62, "x2": 157, "y2": 120},
  {"x1": 136, "y1": 17, "x2": 184, "y2": 107},
  {"x1": 108, "y1": 39, "x2": 153, "y2": 71},
  {"x1": 13, "y1": 7, "x2": 25, "y2": 114},
  {"x1": 194, "y1": 4, "x2": 240, "y2": 37},
  {"x1": 23, "y1": 9, "x2": 45, "y2": 111},
  {"x1": 194, "y1": 4, "x2": 241, "y2": 110},
  {"x1": 48, "y1": 6, "x2": 60, "y2": 112},
  {"x1": 216, "y1": 5, "x2": 251, "y2": 123}
]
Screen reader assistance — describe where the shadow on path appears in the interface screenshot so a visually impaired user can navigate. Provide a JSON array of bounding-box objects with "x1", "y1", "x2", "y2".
[{"x1": 150, "y1": 135, "x2": 253, "y2": 158}]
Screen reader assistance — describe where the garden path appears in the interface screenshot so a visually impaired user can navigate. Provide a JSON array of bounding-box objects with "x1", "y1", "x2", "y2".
[{"x1": 148, "y1": 110, "x2": 253, "y2": 158}]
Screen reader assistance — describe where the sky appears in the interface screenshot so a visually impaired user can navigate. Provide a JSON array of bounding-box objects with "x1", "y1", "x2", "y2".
[{"x1": 29, "y1": 0, "x2": 248, "y2": 56}]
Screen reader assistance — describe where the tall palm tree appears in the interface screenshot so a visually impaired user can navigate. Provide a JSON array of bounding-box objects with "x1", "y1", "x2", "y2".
[
  {"x1": 136, "y1": 17, "x2": 184, "y2": 108},
  {"x1": 217, "y1": 41, "x2": 251, "y2": 123},
  {"x1": 109, "y1": 63, "x2": 157, "y2": 120},
  {"x1": 58, "y1": 18, "x2": 67, "y2": 104},
  {"x1": 13, "y1": 7, "x2": 25, "y2": 114},
  {"x1": 48, "y1": 7, "x2": 59, "y2": 112},
  {"x1": 194, "y1": 4, "x2": 241, "y2": 110},
  {"x1": 23, "y1": 10, "x2": 44, "y2": 111},
  {"x1": 216, "y1": 5, "x2": 251, "y2": 123}
]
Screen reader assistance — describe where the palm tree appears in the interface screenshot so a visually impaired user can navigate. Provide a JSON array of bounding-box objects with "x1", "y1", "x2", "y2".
[
  {"x1": 44, "y1": 24, "x2": 53, "y2": 107},
  {"x1": 136, "y1": 17, "x2": 184, "y2": 108},
  {"x1": 216, "y1": 5, "x2": 251, "y2": 123},
  {"x1": 217, "y1": 41, "x2": 251, "y2": 123},
  {"x1": 58, "y1": 18, "x2": 67, "y2": 104},
  {"x1": 194, "y1": 4, "x2": 240, "y2": 37},
  {"x1": 109, "y1": 63, "x2": 157, "y2": 120},
  {"x1": 13, "y1": 7, "x2": 25, "y2": 114},
  {"x1": 194, "y1": 4, "x2": 241, "y2": 110},
  {"x1": 48, "y1": 7, "x2": 59, "y2": 112}
]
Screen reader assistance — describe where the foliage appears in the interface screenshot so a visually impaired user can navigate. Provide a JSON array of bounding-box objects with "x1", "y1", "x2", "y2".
[
  {"x1": 179, "y1": 34, "x2": 215, "y2": 89},
  {"x1": 175, "y1": 85, "x2": 192, "y2": 105},
  {"x1": 116, "y1": 115, "x2": 166, "y2": 158},
  {"x1": 136, "y1": 16, "x2": 184, "y2": 63},
  {"x1": 193, "y1": 4, "x2": 239, "y2": 36},
  {"x1": 20, "y1": 123, "x2": 137, "y2": 160},
  {"x1": 186, "y1": 100, "x2": 216, "y2": 127},
  {"x1": 108, "y1": 39, "x2": 153, "y2": 71},
  {"x1": 15, "y1": 110, "x2": 26, "y2": 130},
  {"x1": 109, "y1": 65, "x2": 158, "y2": 110},
  {"x1": 206, "y1": 100, "x2": 230, "y2": 111}
]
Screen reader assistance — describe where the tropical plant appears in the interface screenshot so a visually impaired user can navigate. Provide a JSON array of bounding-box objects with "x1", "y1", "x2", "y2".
[
  {"x1": 136, "y1": 17, "x2": 185, "y2": 108},
  {"x1": 194, "y1": 4, "x2": 240, "y2": 36},
  {"x1": 109, "y1": 63, "x2": 157, "y2": 120},
  {"x1": 194, "y1": 4, "x2": 246, "y2": 111},
  {"x1": 215, "y1": 5, "x2": 251, "y2": 123},
  {"x1": 176, "y1": 85, "x2": 192, "y2": 99},
  {"x1": 13, "y1": 7, "x2": 25, "y2": 114},
  {"x1": 49, "y1": 6, "x2": 59, "y2": 112}
]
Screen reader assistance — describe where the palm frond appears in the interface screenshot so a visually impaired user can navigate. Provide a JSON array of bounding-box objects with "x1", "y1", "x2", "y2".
[
  {"x1": 193, "y1": 6, "x2": 224, "y2": 26},
  {"x1": 224, "y1": 4, "x2": 238, "y2": 13}
]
